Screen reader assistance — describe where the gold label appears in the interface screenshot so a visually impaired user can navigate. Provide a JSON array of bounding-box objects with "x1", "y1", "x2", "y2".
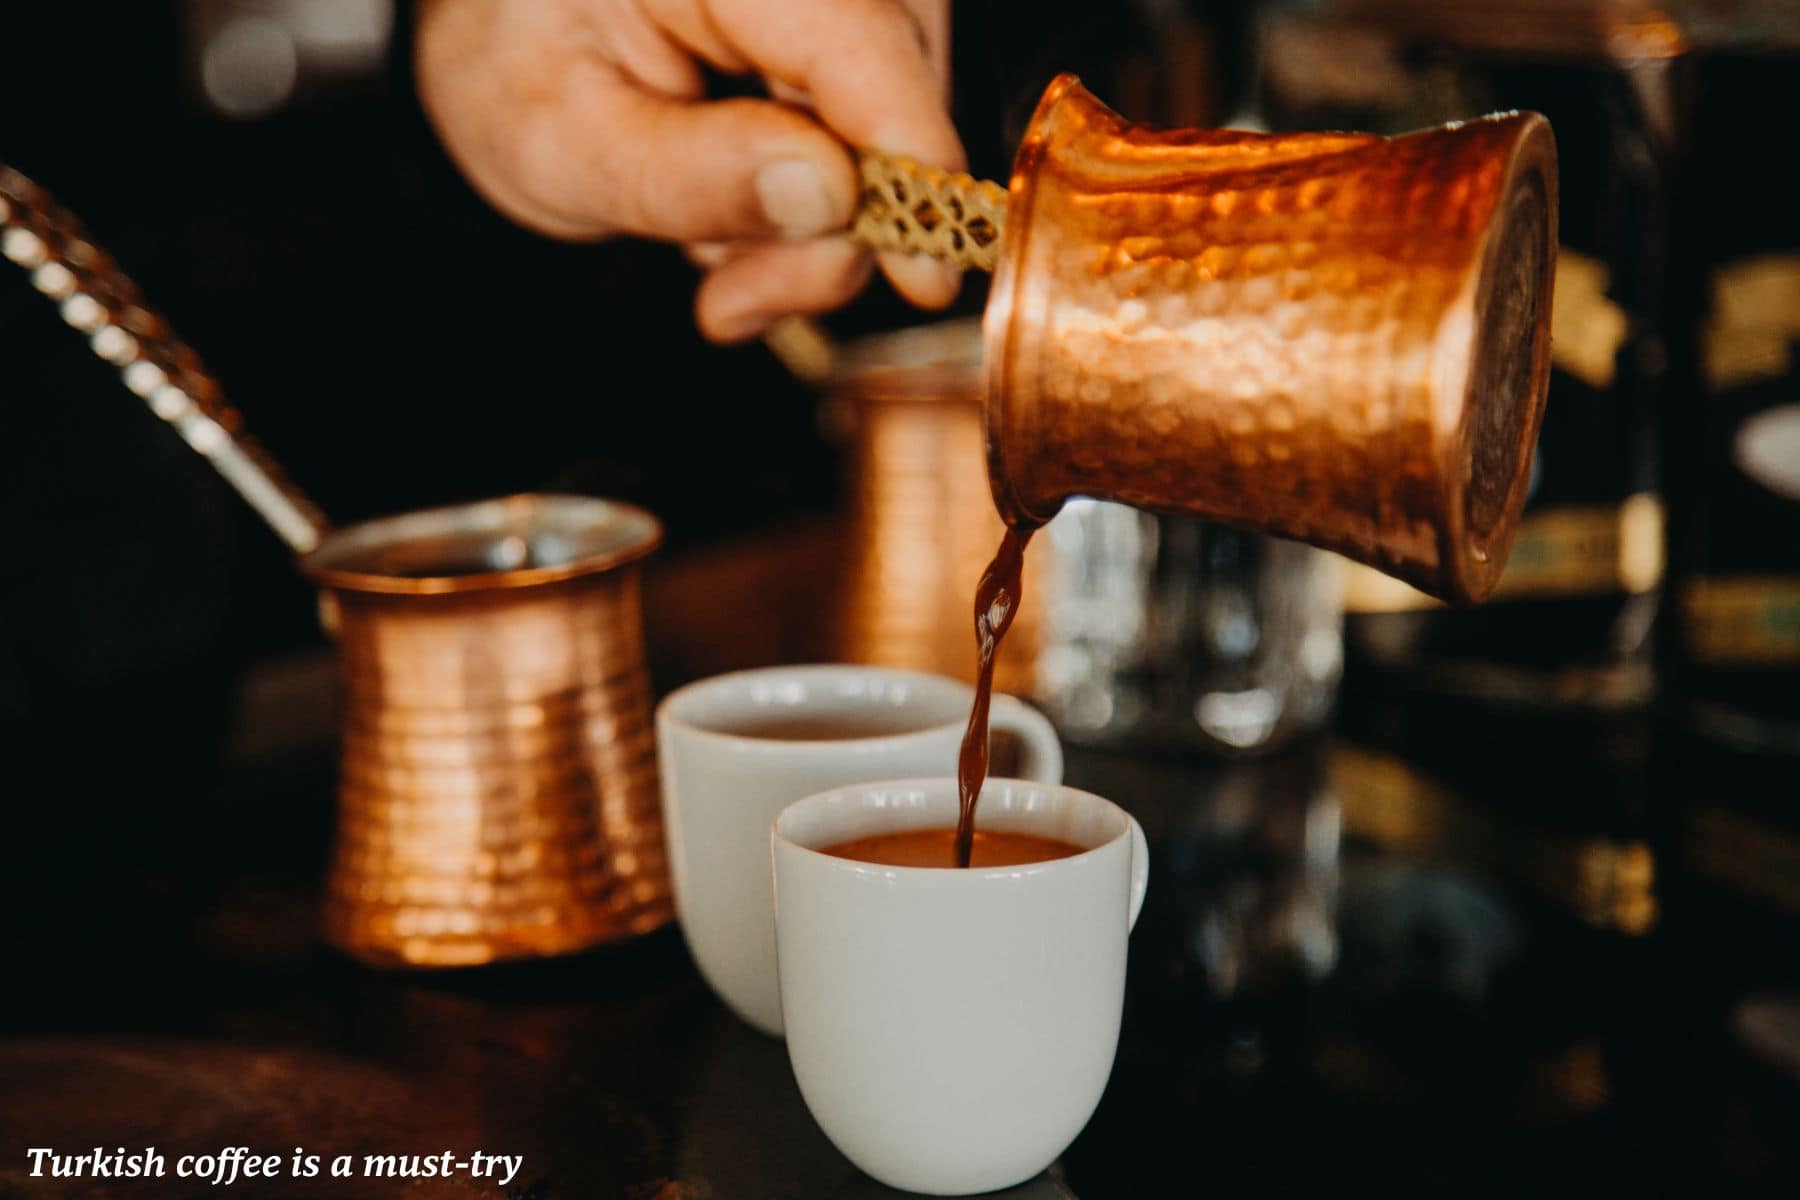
[
  {"x1": 1341, "y1": 494, "x2": 1665, "y2": 613},
  {"x1": 1331, "y1": 747, "x2": 1656, "y2": 935},
  {"x1": 1705, "y1": 254, "x2": 1800, "y2": 391},
  {"x1": 1551, "y1": 248, "x2": 1629, "y2": 389},
  {"x1": 1499, "y1": 493, "x2": 1665, "y2": 598},
  {"x1": 1683, "y1": 576, "x2": 1800, "y2": 664}
]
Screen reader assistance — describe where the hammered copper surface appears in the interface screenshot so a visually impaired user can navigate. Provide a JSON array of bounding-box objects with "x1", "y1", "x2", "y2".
[
  {"x1": 982, "y1": 75, "x2": 1557, "y2": 604},
  {"x1": 832, "y1": 321, "x2": 1042, "y2": 695},
  {"x1": 302, "y1": 496, "x2": 672, "y2": 968}
]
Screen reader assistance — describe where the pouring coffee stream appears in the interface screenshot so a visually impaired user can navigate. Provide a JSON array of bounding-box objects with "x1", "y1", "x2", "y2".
[{"x1": 956, "y1": 525, "x2": 1030, "y2": 867}]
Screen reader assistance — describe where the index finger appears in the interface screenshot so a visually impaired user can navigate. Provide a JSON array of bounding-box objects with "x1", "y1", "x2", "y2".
[
  {"x1": 713, "y1": 0, "x2": 965, "y2": 304},
  {"x1": 663, "y1": 0, "x2": 962, "y2": 168}
]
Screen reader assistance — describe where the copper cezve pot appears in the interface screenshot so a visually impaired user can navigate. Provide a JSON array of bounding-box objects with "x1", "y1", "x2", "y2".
[
  {"x1": 1, "y1": 166, "x2": 673, "y2": 968},
  {"x1": 857, "y1": 74, "x2": 1559, "y2": 605},
  {"x1": 301, "y1": 496, "x2": 671, "y2": 967},
  {"x1": 829, "y1": 319, "x2": 1043, "y2": 696}
]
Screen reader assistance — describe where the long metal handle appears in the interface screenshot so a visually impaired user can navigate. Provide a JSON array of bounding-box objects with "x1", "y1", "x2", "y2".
[{"x1": 0, "y1": 164, "x2": 329, "y2": 553}]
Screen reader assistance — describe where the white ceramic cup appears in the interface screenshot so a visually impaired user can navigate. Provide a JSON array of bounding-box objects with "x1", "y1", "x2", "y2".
[
  {"x1": 773, "y1": 777, "x2": 1148, "y2": 1196},
  {"x1": 656, "y1": 665, "x2": 1062, "y2": 1036}
]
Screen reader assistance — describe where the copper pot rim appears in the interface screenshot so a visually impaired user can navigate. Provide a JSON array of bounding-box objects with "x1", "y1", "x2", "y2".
[
  {"x1": 1434, "y1": 110, "x2": 1558, "y2": 604},
  {"x1": 300, "y1": 493, "x2": 662, "y2": 596},
  {"x1": 657, "y1": 663, "x2": 976, "y2": 749}
]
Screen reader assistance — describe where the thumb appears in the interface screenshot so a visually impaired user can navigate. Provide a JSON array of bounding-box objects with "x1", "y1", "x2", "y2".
[{"x1": 520, "y1": 88, "x2": 861, "y2": 245}]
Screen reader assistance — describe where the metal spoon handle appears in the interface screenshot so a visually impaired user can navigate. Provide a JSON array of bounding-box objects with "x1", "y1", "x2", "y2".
[{"x1": 0, "y1": 164, "x2": 329, "y2": 554}]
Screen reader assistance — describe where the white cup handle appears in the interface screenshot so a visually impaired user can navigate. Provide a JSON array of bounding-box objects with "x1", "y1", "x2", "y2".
[
  {"x1": 988, "y1": 694, "x2": 1064, "y2": 784},
  {"x1": 1126, "y1": 816, "x2": 1149, "y2": 931}
]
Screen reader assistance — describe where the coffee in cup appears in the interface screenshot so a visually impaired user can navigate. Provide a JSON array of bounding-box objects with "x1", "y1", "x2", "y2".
[
  {"x1": 774, "y1": 777, "x2": 1147, "y2": 1195},
  {"x1": 656, "y1": 665, "x2": 1063, "y2": 1036},
  {"x1": 819, "y1": 829, "x2": 1082, "y2": 868}
]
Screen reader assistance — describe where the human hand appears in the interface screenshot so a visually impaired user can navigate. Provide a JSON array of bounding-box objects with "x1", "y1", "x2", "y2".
[{"x1": 416, "y1": 0, "x2": 963, "y2": 342}]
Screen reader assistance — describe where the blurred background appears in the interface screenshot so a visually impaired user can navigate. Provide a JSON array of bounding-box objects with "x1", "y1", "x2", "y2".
[{"x1": 2, "y1": 1, "x2": 1796, "y2": 1195}]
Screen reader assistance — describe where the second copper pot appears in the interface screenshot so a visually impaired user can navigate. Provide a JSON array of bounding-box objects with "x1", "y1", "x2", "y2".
[
  {"x1": 831, "y1": 319, "x2": 1043, "y2": 696},
  {"x1": 301, "y1": 494, "x2": 671, "y2": 968}
]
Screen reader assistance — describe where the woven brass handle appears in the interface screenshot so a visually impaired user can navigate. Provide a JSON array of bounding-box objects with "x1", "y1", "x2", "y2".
[
  {"x1": 762, "y1": 152, "x2": 1009, "y2": 383},
  {"x1": 849, "y1": 151, "x2": 1009, "y2": 273}
]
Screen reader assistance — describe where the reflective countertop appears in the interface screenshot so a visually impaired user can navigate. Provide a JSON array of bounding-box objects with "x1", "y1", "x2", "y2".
[{"x1": 4, "y1": 656, "x2": 1796, "y2": 1199}]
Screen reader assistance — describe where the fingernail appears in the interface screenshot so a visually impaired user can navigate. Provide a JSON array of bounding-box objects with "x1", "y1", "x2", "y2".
[
  {"x1": 708, "y1": 306, "x2": 775, "y2": 344},
  {"x1": 756, "y1": 159, "x2": 839, "y2": 239}
]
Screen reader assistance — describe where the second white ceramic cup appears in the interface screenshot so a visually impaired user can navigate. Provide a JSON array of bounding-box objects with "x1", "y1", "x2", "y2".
[
  {"x1": 656, "y1": 665, "x2": 1062, "y2": 1036},
  {"x1": 773, "y1": 777, "x2": 1149, "y2": 1195}
]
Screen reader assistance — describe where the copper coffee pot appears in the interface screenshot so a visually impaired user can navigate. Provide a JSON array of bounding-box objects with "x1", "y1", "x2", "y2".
[
  {"x1": 829, "y1": 319, "x2": 1043, "y2": 695},
  {"x1": 1, "y1": 166, "x2": 672, "y2": 968},
  {"x1": 852, "y1": 74, "x2": 1557, "y2": 604},
  {"x1": 301, "y1": 497, "x2": 670, "y2": 967}
]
